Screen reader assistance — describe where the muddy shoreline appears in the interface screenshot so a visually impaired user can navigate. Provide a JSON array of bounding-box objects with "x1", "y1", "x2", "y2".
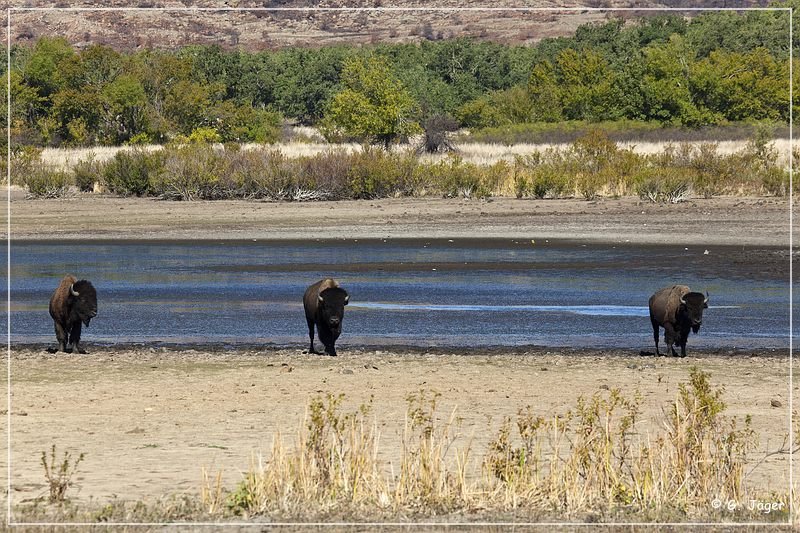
[
  {"x1": 10, "y1": 343, "x2": 792, "y2": 359},
  {"x1": 4, "y1": 193, "x2": 793, "y2": 247}
]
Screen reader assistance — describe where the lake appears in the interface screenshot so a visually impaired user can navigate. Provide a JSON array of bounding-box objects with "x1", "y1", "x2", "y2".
[{"x1": 6, "y1": 238, "x2": 791, "y2": 351}]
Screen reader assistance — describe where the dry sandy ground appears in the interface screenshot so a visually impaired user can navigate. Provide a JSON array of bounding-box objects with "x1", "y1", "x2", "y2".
[
  {"x1": 2, "y1": 192, "x2": 795, "y2": 522},
  {"x1": 2, "y1": 191, "x2": 793, "y2": 247},
  {"x1": 4, "y1": 347, "x2": 793, "y2": 511}
]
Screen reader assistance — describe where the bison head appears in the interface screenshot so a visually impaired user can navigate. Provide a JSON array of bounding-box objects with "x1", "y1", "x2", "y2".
[
  {"x1": 318, "y1": 287, "x2": 349, "y2": 336},
  {"x1": 680, "y1": 291, "x2": 708, "y2": 333},
  {"x1": 70, "y1": 280, "x2": 98, "y2": 327}
]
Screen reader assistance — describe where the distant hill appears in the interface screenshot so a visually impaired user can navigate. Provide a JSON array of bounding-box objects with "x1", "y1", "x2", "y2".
[{"x1": 2, "y1": 0, "x2": 773, "y2": 51}]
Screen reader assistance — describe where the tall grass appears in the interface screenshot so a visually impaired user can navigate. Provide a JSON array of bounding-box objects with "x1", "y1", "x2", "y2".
[
  {"x1": 11, "y1": 131, "x2": 794, "y2": 201},
  {"x1": 459, "y1": 120, "x2": 790, "y2": 146},
  {"x1": 223, "y1": 369, "x2": 779, "y2": 522},
  {"x1": 14, "y1": 370, "x2": 787, "y2": 524}
]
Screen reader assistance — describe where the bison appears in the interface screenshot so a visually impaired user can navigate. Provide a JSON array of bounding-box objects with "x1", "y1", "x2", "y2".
[
  {"x1": 303, "y1": 278, "x2": 349, "y2": 356},
  {"x1": 48, "y1": 274, "x2": 97, "y2": 354},
  {"x1": 648, "y1": 285, "x2": 708, "y2": 357}
]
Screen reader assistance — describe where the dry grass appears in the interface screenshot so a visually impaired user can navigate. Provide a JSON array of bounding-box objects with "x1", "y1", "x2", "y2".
[
  {"x1": 220, "y1": 369, "x2": 785, "y2": 523},
  {"x1": 14, "y1": 369, "x2": 791, "y2": 525},
  {"x1": 37, "y1": 138, "x2": 792, "y2": 171},
  {"x1": 18, "y1": 129, "x2": 793, "y2": 201}
]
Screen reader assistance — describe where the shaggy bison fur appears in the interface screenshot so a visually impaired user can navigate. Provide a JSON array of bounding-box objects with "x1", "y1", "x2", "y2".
[
  {"x1": 648, "y1": 284, "x2": 708, "y2": 357},
  {"x1": 303, "y1": 278, "x2": 349, "y2": 356},
  {"x1": 48, "y1": 274, "x2": 97, "y2": 354}
]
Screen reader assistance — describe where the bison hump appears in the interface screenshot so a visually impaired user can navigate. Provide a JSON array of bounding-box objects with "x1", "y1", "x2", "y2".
[{"x1": 318, "y1": 278, "x2": 340, "y2": 294}]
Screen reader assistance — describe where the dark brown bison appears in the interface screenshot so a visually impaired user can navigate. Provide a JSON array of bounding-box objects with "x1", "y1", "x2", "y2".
[
  {"x1": 648, "y1": 285, "x2": 708, "y2": 357},
  {"x1": 48, "y1": 275, "x2": 97, "y2": 354},
  {"x1": 303, "y1": 278, "x2": 349, "y2": 356}
]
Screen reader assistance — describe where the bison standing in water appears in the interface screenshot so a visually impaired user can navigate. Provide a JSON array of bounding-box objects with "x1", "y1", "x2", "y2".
[
  {"x1": 648, "y1": 285, "x2": 708, "y2": 357},
  {"x1": 48, "y1": 275, "x2": 97, "y2": 354},
  {"x1": 303, "y1": 278, "x2": 349, "y2": 356}
]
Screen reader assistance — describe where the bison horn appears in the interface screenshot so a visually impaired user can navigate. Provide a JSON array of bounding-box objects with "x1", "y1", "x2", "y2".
[
  {"x1": 69, "y1": 284, "x2": 79, "y2": 297},
  {"x1": 680, "y1": 296, "x2": 687, "y2": 305},
  {"x1": 318, "y1": 295, "x2": 324, "y2": 304},
  {"x1": 704, "y1": 291, "x2": 709, "y2": 304},
  {"x1": 344, "y1": 295, "x2": 349, "y2": 305}
]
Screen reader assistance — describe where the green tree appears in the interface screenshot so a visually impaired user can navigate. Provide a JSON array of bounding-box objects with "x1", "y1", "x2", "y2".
[
  {"x1": 208, "y1": 100, "x2": 281, "y2": 143},
  {"x1": 692, "y1": 48, "x2": 788, "y2": 122},
  {"x1": 22, "y1": 37, "x2": 75, "y2": 98},
  {"x1": 271, "y1": 46, "x2": 353, "y2": 124},
  {"x1": 164, "y1": 80, "x2": 223, "y2": 135},
  {"x1": 555, "y1": 48, "x2": 621, "y2": 121},
  {"x1": 527, "y1": 61, "x2": 562, "y2": 122},
  {"x1": 321, "y1": 56, "x2": 421, "y2": 148},
  {"x1": 50, "y1": 87, "x2": 102, "y2": 145},
  {"x1": 101, "y1": 75, "x2": 148, "y2": 144},
  {"x1": 641, "y1": 35, "x2": 718, "y2": 126}
]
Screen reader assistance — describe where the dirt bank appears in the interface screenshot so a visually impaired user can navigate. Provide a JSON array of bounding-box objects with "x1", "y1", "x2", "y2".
[{"x1": 3, "y1": 192, "x2": 792, "y2": 247}]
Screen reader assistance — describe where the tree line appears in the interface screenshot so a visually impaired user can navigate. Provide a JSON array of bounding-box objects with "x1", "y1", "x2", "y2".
[{"x1": 3, "y1": 6, "x2": 795, "y2": 149}]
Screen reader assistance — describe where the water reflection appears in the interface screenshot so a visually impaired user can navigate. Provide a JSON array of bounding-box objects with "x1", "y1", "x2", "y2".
[{"x1": 7, "y1": 239, "x2": 790, "y2": 350}]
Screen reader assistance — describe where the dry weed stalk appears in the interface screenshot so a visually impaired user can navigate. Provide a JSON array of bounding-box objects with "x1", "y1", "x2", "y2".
[
  {"x1": 41, "y1": 444, "x2": 85, "y2": 504},
  {"x1": 228, "y1": 370, "x2": 768, "y2": 522},
  {"x1": 200, "y1": 467, "x2": 224, "y2": 514}
]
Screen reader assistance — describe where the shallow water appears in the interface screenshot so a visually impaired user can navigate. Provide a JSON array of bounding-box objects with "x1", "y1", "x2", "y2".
[{"x1": 6, "y1": 239, "x2": 791, "y2": 351}]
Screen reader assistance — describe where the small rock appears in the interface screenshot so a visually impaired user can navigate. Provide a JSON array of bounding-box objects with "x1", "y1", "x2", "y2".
[
  {"x1": 342, "y1": 368, "x2": 354, "y2": 375},
  {"x1": 599, "y1": 384, "x2": 610, "y2": 391},
  {"x1": 771, "y1": 399, "x2": 782, "y2": 407}
]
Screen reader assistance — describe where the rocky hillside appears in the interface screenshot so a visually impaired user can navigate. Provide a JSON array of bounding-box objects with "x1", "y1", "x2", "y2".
[{"x1": 2, "y1": 0, "x2": 770, "y2": 51}]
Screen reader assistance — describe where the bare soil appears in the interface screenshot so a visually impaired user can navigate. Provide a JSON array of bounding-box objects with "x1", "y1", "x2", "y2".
[
  {"x1": 4, "y1": 347, "x2": 793, "y2": 508},
  {"x1": 4, "y1": 192, "x2": 792, "y2": 247}
]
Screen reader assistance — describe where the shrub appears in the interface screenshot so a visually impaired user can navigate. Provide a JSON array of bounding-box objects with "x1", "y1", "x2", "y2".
[
  {"x1": 126, "y1": 132, "x2": 152, "y2": 145},
  {"x1": 21, "y1": 163, "x2": 73, "y2": 198},
  {"x1": 347, "y1": 147, "x2": 418, "y2": 199},
  {"x1": 188, "y1": 127, "x2": 222, "y2": 144},
  {"x1": 532, "y1": 167, "x2": 570, "y2": 199},
  {"x1": 429, "y1": 155, "x2": 485, "y2": 199},
  {"x1": 151, "y1": 145, "x2": 227, "y2": 200},
  {"x1": 102, "y1": 148, "x2": 163, "y2": 196},
  {"x1": 8, "y1": 145, "x2": 43, "y2": 187},
  {"x1": 72, "y1": 153, "x2": 104, "y2": 192},
  {"x1": 690, "y1": 143, "x2": 726, "y2": 198},
  {"x1": 298, "y1": 149, "x2": 353, "y2": 199},
  {"x1": 227, "y1": 148, "x2": 299, "y2": 200},
  {"x1": 636, "y1": 167, "x2": 693, "y2": 203},
  {"x1": 761, "y1": 167, "x2": 789, "y2": 197}
]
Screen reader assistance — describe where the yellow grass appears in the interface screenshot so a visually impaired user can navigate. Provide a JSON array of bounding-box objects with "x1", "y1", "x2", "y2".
[{"x1": 37, "y1": 138, "x2": 792, "y2": 171}]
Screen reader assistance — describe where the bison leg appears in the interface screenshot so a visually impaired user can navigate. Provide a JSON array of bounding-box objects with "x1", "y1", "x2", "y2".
[
  {"x1": 663, "y1": 323, "x2": 678, "y2": 357},
  {"x1": 318, "y1": 328, "x2": 337, "y2": 356},
  {"x1": 679, "y1": 330, "x2": 689, "y2": 358},
  {"x1": 651, "y1": 318, "x2": 661, "y2": 356},
  {"x1": 307, "y1": 318, "x2": 318, "y2": 354},
  {"x1": 53, "y1": 321, "x2": 68, "y2": 353},
  {"x1": 69, "y1": 322, "x2": 86, "y2": 354}
]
